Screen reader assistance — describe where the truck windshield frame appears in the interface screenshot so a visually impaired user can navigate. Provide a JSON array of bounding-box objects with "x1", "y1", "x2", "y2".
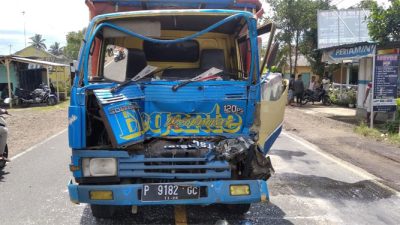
[{"x1": 75, "y1": 10, "x2": 260, "y2": 87}]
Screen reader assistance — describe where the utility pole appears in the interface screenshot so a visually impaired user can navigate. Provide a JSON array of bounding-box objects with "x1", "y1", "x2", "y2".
[{"x1": 22, "y1": 11, "x2": 26, "y2": 47}]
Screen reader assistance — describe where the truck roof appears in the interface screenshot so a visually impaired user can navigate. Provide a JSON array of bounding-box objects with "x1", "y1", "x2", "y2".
[{"x1": 86, "y1": 0, "x2": 262, "y2": 18}]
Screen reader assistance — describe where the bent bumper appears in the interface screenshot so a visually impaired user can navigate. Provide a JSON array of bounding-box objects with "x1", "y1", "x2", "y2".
[{"x1": 68, "y1": 179, "x2": 269, "y2": 206}]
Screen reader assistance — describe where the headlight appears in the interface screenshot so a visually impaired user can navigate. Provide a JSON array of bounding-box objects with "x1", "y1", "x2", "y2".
[{"x1": 82, "y1": 158, "x2": 117, "y2": 177}]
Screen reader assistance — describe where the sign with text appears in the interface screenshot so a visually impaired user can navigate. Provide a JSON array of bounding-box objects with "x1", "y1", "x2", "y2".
[
  {"x1": 318, "y1": 9, "x2": 371, "y2": 49},
  {"x1": 322, "y1": 44, "x2": 375, "y2": 63},
  {"x1": 373, "y1": 54, "x2": 399, "y2": 112}
]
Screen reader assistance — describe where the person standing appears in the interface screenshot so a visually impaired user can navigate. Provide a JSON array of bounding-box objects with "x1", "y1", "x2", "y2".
[
  {"x1": 308, "y1": 76, "x2": 316, "y2": 91},
  {"x1": 293, "y1": 74, "x2": 305, "y2": 106},
  {"x1": 363, "y1": 82, "x2": 376, "y2": 123},
  {"x1": 287, "y1": 74, "x2": 295, "y2": 106},
  {"x1": 321, "y1": 75, "x2": 330, "y2": 92}
]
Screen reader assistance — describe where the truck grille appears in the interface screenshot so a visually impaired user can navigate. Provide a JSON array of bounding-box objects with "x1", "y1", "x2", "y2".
[{"x1": 118, "y1": 155, "x2": 230, "y2": 179}]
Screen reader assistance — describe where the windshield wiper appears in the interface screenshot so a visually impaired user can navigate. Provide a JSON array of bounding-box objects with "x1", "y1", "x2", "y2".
[
  {"x1": 111, "y1": 66, "x2": 172, "y2": 92},
  {"x1": 172, "y1": 67, "x2": 222, "y2": 91}
]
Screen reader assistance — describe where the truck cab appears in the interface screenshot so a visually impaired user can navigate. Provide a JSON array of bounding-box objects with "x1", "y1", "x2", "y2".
[{"x1": 68, "y1": 6, "x2": 287, "y2": 218}]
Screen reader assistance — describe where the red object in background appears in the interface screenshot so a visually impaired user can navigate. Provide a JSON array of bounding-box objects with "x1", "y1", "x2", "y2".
[{"x1": 85, "y1": 0, "x2": 263, "y2": 19}]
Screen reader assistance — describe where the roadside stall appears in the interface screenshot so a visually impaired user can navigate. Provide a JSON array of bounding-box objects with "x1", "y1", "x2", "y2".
[{"x1": 0, "y1": 55, "x2": 69, "y2": 108}]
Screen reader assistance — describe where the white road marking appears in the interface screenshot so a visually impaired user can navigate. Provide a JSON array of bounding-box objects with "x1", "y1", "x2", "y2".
[
  {"x1": 10, "y1": 128, "x2": 68, "y2": 161},
  {"x1": 282, "y1": 131, "x2": 400, "y2": 196},
  {"x1": 104, "y1": 60, "x2": 114, "y2": 68}
]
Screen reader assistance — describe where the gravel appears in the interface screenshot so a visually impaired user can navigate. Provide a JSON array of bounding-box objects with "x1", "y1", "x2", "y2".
[
  {"x1": 284, "y1": 106, "x2": 400, "y2": 191},
  {"x1": 5, "y1": 102, "x2": 68, "y2": 158}
]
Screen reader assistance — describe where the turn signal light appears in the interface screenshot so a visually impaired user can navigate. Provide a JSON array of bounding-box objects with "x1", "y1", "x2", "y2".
[
  {"x1": 90, "y1": 190, "x2": 113, "y2": 200},
  {"x1": 69, "y1": 164, "x2": 80, "y2": 172},
  {"x1": 229, "y1": 185, "x2": 250, "y2": 196}
]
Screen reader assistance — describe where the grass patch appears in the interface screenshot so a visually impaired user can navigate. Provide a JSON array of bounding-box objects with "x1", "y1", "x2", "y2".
[
  {"x1": 8, "y1": 99, "x2": 70, "y2": 113},
  {"x1": 354, "y1": 122, "x2": 400, "y2": 147},
  {"x1": 31, "y1": 99, "x2": 70, "y2": 112}
]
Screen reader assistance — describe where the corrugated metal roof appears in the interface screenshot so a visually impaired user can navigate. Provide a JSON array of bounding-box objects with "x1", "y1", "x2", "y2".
[{"x1": 0, "y1": 55, "x2": 69, "y2": 67}]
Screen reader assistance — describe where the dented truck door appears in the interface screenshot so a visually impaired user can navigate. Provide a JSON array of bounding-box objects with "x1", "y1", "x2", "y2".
[{"x1": 258, "y1": 74, "x2": 287, "y2": 154}]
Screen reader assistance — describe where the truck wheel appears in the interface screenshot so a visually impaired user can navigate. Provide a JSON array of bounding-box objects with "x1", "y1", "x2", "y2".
[
  {"x1": 227, "y1": 204, "x2": 251, "y2": 214},
  {"x1": 90, "y1": 204, "x2": 116, "y2": 219}
]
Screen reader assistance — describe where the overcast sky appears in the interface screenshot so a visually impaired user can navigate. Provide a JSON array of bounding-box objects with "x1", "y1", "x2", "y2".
[{"x1": 0, "y1": 0, "x2": 391, "y2": 55}]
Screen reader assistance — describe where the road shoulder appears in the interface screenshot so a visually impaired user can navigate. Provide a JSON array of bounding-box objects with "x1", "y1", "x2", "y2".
[{"x1": 284, "y1": 106, "x2": 400, "y2": 191}]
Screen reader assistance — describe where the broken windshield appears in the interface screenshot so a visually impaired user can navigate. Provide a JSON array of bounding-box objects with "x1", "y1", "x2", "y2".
[{"x1": 81, "y1": 11, "x2": 259, "y2": 85}]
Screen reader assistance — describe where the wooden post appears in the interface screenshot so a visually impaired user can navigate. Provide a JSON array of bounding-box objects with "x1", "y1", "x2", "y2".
[
  {"x1": 5, "y1": 58, "x2": 12, "y2": 108},
  {"x1": 56, "y1": 68, "x2": 60, "y2": 102},
  {"x1": 46, "y1": 66, "x2": 50, "y2": 87},
  {"x1": 64, "y1": 67, "x2": 68, "y2": 98}
]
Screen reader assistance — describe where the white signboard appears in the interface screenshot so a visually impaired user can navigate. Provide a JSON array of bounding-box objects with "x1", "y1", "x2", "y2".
[{"x1": 318, "y1": 9, "x2": 371, "y2": 49}]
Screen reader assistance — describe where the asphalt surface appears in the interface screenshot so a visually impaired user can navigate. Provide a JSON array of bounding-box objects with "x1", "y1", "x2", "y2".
[{"x1": 0, "y1": 131, "x2": 399, "y2": 225}]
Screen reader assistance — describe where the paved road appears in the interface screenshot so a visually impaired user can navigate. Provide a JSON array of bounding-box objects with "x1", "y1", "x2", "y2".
[{"x1": 0, "y1": 131, "x2": 399, "y2": 225}]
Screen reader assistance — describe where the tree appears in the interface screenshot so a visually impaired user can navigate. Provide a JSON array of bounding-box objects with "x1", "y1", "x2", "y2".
[
  {"x1": 368, "y1": 0, "x2": 400, "y2": 43},
  {"x1": 63, "y1": 29, "x2": 85, "y2": 60},
  {"x1": 267, "y1": 0, "x2": 332, "y2": 75},
  {"x1": 29, "y1": 34, "x2": 47, "y2": 50},
  {"x1": 49, "y1": 42, "x2": 63, "y2": 56},
  {"x1": 357, "y1": 0, "x2": 376, "y2": 8},
  {"x1": 299, "y1": 0, "x2": 331, "y2": 76}
]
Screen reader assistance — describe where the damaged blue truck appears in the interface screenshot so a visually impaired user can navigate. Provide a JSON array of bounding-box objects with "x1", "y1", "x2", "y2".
[{"x1": 68, "y1": 0, "x2": 287, "y2": 219}]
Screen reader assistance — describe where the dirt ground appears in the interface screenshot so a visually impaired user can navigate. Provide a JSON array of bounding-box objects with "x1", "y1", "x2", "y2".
[
  {"x1": 5, "y1": 101, "x2": 68, "y2": 158},
  {"x1": 284, "y1": 106, "x2": 400, "y2": 192}
]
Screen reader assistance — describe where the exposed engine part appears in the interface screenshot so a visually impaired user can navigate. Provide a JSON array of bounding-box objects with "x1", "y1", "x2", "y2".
[
  {"x1": 215, "y1": 137, "x2": 254, "y2": 160},
  {"x1": 144, "y1": 139, "x2": 213, "y2": 158},
  {"x1": 242, "y1": 145, "x2": 275, "y2": 180},
  {"x1": 164, "y1": 140, "x2": 214, "y2": 150}
]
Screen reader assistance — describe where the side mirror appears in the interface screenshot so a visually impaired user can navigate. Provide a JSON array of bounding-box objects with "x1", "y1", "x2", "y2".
[
  {"x1": 103, "y1": 44, "x2": 128, "y2": 82},
  {"x1": 3, "y1": 98, "x2": 10, "y2": 104}
]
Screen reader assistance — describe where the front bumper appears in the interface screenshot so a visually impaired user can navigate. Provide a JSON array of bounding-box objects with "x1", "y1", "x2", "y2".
[{"x1": 68, "y1": 179, "x2": 269, "y2": 206}]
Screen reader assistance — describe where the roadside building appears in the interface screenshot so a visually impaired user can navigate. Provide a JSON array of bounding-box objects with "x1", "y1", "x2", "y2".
[
  {"x1": 282, "y1": 54, "x2": 319, "y2": 88},
  {"x1": 14, "y1": 46, "x2": 72, "y2": 89},
  {"x1": 0, "y1": 55, "x2": 70, "y2": 107},
  {"x1": 318, "y1": 9, "x2": 399, "y2": 121},
  {"x1": 318, "y1": 9, "x2": 376, "y2": 117}
]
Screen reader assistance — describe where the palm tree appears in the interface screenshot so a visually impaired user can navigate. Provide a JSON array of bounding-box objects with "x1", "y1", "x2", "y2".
[
  {"x1": 29, "y1": 34, "x2": 47, "y2": 50},
  {"x1": 49, "y1": 42, "x2": 63, "y2": 56}
]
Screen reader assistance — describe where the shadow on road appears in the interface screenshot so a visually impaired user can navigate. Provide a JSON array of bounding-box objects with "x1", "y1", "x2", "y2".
[
  {"x1": 187, "y1": 203, "x2": 294, "y2": 225},
  {"x1": 269, "y1": 149, "x2": 306, "y2": 160},
  {"x1": 79, "y1": 202, "x2": 293, "y2": 225},
  {"x1": 271, "y1": 173, "x2": 395, "y2": 203}
]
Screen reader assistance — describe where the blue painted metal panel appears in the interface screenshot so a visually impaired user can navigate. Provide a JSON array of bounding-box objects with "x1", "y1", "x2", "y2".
[
  {"x1": 262, "y1": 125, "x2": 282, "y2": 155},
  {"x1": 68, "y1": 179, "x2": 268, "y2": 206},
  {"x1": 71, "y1": 151, "x2": 230, "y2": 180},
  {"x1": 68, "y1": 106, "x2": 83, "y2": 149},
  {"x1": 118, "y1": 155, "x2": 230, "y2": 179},
  {"x1": 90, "y1": 81, "x2": 251, "y2": 146}
]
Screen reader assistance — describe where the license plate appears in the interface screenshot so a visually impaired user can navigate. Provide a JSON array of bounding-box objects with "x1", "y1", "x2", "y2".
[{"x1": 141, "y1": 184, "x2": 200, "y2": 201}]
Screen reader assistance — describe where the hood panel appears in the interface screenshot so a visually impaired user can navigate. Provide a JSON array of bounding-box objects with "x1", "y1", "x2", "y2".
[{"x1": 94, "y1": 81, "x2": 251, "y2": 147}]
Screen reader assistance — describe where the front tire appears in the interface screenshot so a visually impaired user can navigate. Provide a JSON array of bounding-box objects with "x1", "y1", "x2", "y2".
[{"x1": 90, "y1": 204, "x2": 117, "y2": 219}]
